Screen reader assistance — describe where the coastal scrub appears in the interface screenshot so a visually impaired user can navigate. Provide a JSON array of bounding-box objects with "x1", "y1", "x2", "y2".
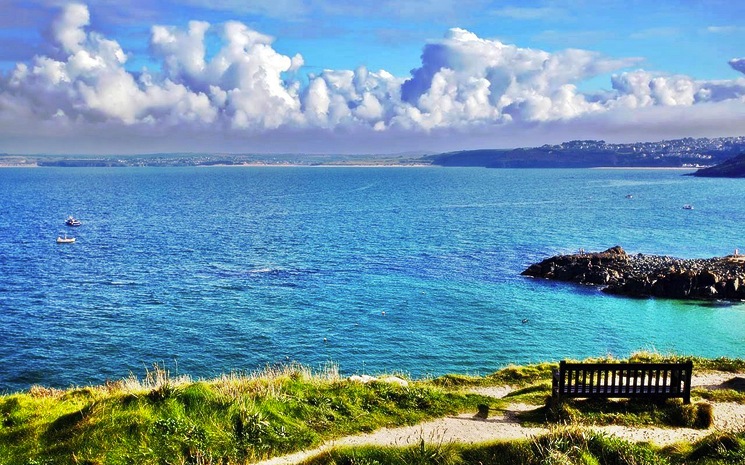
[{"x1": 0, "y1": 363, "x2": 489, "y2": 465}]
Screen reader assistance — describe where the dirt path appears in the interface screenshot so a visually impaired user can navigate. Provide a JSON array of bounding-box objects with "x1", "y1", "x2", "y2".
[{"x1": 256, "y1": 371, "x2": 745, "y2": 465}]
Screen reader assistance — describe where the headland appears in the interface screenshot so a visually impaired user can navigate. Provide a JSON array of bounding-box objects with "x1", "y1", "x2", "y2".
[{"x1": 690, "y1": 152, "x2": 745, "y2": 177}]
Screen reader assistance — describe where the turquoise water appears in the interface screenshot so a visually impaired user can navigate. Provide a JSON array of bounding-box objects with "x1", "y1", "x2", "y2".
[{"x1": 1, "y1": 166, "x2": 744, "y2": 392}]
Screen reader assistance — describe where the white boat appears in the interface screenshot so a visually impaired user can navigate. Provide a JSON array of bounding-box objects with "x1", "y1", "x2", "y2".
[
  {"x1": 683, "y1": 204, "x2": 694, "y2": 210},
  {"x1": 56, "y1": 234, "x2": 75, "y2": 244},
  {"x1": 65, "y1": 216, "x2": 82, "y2": 227}
]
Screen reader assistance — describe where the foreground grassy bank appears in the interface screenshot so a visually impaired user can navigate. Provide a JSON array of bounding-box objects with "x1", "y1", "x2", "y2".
[
  {"x1": 1, "y1": 363, "x2": 491, "y2": 465},
  {"x1": 1, "y1": 353, "x2": 744, "y2": 465},
  {"x1": 309, "y1": 429, "x2": 745, "y2": 465}
]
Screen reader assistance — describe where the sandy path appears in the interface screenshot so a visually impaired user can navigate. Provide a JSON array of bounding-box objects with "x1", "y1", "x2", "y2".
[{"x1": 256, "y1": 371, "x2": 745, "y2": 465}]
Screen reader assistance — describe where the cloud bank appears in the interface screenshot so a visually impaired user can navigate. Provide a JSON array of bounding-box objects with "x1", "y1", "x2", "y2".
[{"x1": 1, "y1": 3, "x2": 745, "y2": 154}]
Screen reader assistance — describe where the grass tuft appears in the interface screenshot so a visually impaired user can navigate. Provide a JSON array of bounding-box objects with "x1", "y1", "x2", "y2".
[
  {"x1": 694, "y1": 387, "x2": 745, "y2": 404},
  {"x1": 629, "y1": 351, "x2": 745, "y2": 372},
  {"x1": 27, "y1": 385, "x2": 63, "y2": 399},
  {"x1": 686, "y1": 431, "x2": 745, "y2": 463},
  {"x1": 693, "y1": 402, "x2": 714, "y2": 429},
  {"x1": 545, "y1": 397, "x2": 715, "y2": 429},
  {"x1": 307, "y1": 428, "x2": 676, "y2": 465}
]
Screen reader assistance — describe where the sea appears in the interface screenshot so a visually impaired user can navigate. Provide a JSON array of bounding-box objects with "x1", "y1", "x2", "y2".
[{"x1": 1, "y1": 166, "x2": 744, "y2": 393}]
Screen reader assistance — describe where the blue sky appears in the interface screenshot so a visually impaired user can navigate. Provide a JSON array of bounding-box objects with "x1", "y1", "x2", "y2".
[{"x1": 0, "y1": 0, "x2": 744, "y2": 154}]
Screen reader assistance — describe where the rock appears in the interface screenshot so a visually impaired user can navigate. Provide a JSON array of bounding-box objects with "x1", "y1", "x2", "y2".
[
  {"x1": 586, "y1": 269, "x2": 610, "y2": 284},
  {"x1": 349, "y1": 375, "x2": 409, "y2": 387},
  {"x1": 726, "y1": 278, "x2": 740, "y2": 295},
  {"x1": 603, "y1": 245, "x2": 627, "y2": 256},
  {"x1": 522, "y1": 263, "x2": 543, "y2": 276},
  {"x1": 651, "y1": 279, "x2": 666, "y2": 297},
  {"x1": 702, "y1": 285, "x2": 718, "y2": 297},
  {"x1": 378, "y1": 376, "x2": 409, "y2": 387},
  {"x1": 349, "y1": 375, "x2": 378, "y2": 384},
  {"x1": 656, "y1": 271, "x2": 695, "y2": 298},
  {"x1": 524, "y1": 247, "x2": 745, "y2": 301},
  {"x1": 616, "y1": 277, "x2": 652, "y2": 297},
  {"x1": 698, "y1": 270, "x2": 720, "y2": 287}
]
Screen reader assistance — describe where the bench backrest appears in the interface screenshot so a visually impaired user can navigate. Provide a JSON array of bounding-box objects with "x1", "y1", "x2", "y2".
[{"x1": 554, "y1": 360, "x2": 692, "y2": 403}]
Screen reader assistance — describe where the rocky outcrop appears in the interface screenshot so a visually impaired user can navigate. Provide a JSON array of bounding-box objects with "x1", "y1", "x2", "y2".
[{"x1": 522, "y1": 246, "x2": 745, "y2": 300}]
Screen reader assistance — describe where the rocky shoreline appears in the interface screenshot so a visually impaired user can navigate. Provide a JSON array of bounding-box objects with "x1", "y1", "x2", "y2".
[{"x1": 522, "y1": 246, "x2": 745, "y2": 300}]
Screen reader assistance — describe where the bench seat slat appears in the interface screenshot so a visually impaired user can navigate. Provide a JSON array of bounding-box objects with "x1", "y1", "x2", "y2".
[{"x1": 553, "y1": 361, "x2": 692, "y2": 404}]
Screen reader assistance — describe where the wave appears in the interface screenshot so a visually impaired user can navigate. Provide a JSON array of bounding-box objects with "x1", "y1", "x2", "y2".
[
  {"x1": 349, "y1": 183, "x2": 377, "y2": 192},
  {"x1": 247, "y1": 267, "x2": 274, "y2": 274}
]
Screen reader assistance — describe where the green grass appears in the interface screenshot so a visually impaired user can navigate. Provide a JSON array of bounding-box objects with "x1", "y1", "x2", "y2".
[
  {"x1": 626, "y1": 352, "x2": 745, "y2": 373},
  {"x1": 1, "y1": 353, "x2": 743, "y2": 465},
  {"x1": 542, "y1": 398, "x2": 714, "y2": 429},
  {"x1": 433, "y1": 362, "x2": 557, "y2": 388},
  {"x1": 667, "y1": 431, "x2": 745, "y2": 464},
  {"x1": 303, "y1": 428, "x2": 745, "y2": 465},
  {"x1": 431, "y1": 352, "x2": 745, "y2": 390},
  {"x1": 694, "y1": 388, "x2": 745, "y2": 404},
  {"x1": 0, "y1": 363, "x2": 491, "y2": 465}
]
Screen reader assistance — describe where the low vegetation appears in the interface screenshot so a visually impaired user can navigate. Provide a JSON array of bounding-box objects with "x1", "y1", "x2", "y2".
[
  {"x1": 433, "y1": 361, "x2": 557, "y2": 388},
  {"x1": 0, "y1": 353, "x2": 743, "y2": 465},
  {"x1": 625, "y1": 352, "x2": 745, "y2": 372},
  {"x1": 543, "y1": 398, "x2": 714, "y2": 429},
  {"x1": 0, "y1": 363, "x2": 490, "y2": 465},
  {"x1": 306, "y1": 429, "x2": 745, "y2": 465}
]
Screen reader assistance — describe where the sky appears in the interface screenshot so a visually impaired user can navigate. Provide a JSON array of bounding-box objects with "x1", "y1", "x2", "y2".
[{"x1": 0, "y1": 0, "x2": 744, "y2": 155}]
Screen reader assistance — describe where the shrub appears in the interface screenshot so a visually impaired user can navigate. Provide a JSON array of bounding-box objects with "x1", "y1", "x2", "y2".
[
  {"x1": 397, "y1": 438, "x2": 461, "y2": 465},
  {"x1": 531, "y1": 428, "x2": 669, "y2": 465},
  {"x1": 546, "y1": 397, "x2": 714, "y2": 430},
  {"x1": 687, "y1": 432, "x2": 745, "y2": 462},
  {"x1": 665, "y1": 402, "x2": 714, "y2": 429},
  {"x1": 488, "y1": 363, "x2": 557, "y2": 386},
  {"x1": 693, "y1": 402, "x2": 714, "y2": 429}
]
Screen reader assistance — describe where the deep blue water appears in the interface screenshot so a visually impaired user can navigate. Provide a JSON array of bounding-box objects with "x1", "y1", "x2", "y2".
[{"x1": 1, "y1": 166, "x2": 744, "y2": 392}]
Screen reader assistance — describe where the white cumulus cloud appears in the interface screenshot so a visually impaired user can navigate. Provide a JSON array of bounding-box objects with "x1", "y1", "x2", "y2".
[
  {"x1": 610, "y1": 70, "x2": 745, "y2": 109},
  {"x1": 2, "y1": 3, "x2": 216, "y2": 126},
  {"x1": 398, "y1": 28, "x2": 637, "y2": 126},
  {"x1": 1, "y1": 4, "x2": 745, "y2": 154}
]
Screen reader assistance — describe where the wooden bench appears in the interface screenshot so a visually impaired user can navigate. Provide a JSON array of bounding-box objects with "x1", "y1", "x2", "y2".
[{"x1": 552, "y1": 360, "x2": 693, "y2": 404}]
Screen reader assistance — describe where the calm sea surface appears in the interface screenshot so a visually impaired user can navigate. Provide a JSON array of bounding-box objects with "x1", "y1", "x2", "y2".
[{"x1": 1, "y1": 166, "x2": 744, "y2": 392}]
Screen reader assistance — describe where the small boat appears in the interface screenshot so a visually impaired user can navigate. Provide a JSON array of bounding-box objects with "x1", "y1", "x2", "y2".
[
  {"x1": 56, "y1": 234, "x2": 75, "y2": 244},
  {"x1": 65, "y1": 216, "x2": 82, "y2": 227},
  {"x1": 682, "y1": 204, "x2": 694, "y2": 210},
  {"x1": 625, "y1": 194, "x2": 633, "y2": 199}
]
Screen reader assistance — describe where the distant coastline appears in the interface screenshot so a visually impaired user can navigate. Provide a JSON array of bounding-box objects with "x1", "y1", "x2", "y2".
[
  {"x1": 0, "y1": 162, "x2": 699, "y2": 170},
  {"x1": 0, "y1": 156, "x2": 432, "y2": 169},
  {"x1": 195, "y1": 162, "x2": 433, "y2": 168},
  {"x1": 589, "y1": 166, "x2": 698, "y2": 170},
  {"x1": 2, "y1": 134, "x2": 744, "y2": 169},
  {"x1": 0, "y1": 161, "x2": 700, "y2": 169}
]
